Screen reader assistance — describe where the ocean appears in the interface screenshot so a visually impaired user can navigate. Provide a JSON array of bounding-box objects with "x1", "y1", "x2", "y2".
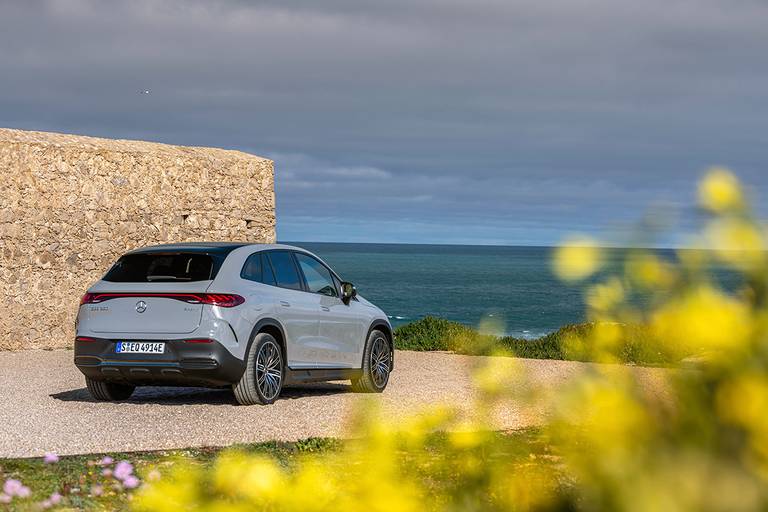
[
  {"x1": 284, "y1": 242, "x2": 744, "y2": 338},
  {"x1": 285, "y1": 242, "x2": 605, "y2": 338}
]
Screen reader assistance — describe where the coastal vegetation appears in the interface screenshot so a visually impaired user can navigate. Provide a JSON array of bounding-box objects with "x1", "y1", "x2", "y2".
[{"x1": 394, "y1": 316, "x2": 677, "y2": 365}]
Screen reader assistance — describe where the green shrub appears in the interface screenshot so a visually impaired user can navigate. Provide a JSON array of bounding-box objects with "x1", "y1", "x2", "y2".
[
  {"x1": 395, "y1": 316, "x2": 680, "y2": 365},
  {"x1": 393, "y1": 316, "x2": 476, "y2": 351}
]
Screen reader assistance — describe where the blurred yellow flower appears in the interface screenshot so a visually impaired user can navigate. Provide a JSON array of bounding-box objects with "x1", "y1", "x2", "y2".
[
  {"x1": 626, "y1": 252, "x2": 674, "y2": 288},
  {"x1": 213, "y1": 452, "x2": 285, "y2": 502},
  {"x1": 134, "y1": 464, "x2": 203, "y2": 511},
  {"x1": 591, "y1": 321, "x2": 624, "y2": 359},
  {"x1": 553, "y1": 236, "x2": 603, "y2": 282},
  {"x1": 651, "y1": 285, "x2": 752, "y2": 353},
  {"x1": 698, "y1": 167, "x2": 744, "y2": 212},
  {"x1": 447, "y1": 422, "x2": 489, "y2": 449},
  {"x1": 706, "y1": 218, "x2": 765, "y2": 271},
  {"x1": 473, "y1": 354, "x2": 520, "y2": 396},
  {"x1": 717, "y1": 374, "x2": 768, "y2": 428},
  {"x1": 587, "y1": 278, "x2": 625, "y2": 314}
]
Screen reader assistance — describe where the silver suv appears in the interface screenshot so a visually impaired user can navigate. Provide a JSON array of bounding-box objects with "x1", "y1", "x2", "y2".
[{"x1": 74, "y1": 243, "x2": 393, "y2": 405}]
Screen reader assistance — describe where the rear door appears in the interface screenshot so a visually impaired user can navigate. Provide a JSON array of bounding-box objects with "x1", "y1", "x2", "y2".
[
  {"x1": 84, "y1": 252, "x2": 215, "y2": 334},
  {"x1": 264, "y1": 251, "x2": 322, "y2": 368}
]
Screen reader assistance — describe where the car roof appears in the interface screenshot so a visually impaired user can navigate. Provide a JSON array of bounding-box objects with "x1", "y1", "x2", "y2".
[{"x1": 126, "y1": 242, "x2": 303, "y2": 257}]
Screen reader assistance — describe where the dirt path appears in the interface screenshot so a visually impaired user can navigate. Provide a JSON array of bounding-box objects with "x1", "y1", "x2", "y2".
[{"x1": 0, "y1": 349, "x2": 671, "y2": 458}]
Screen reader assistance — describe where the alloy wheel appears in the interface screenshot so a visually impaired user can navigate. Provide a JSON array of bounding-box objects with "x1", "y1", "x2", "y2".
[
  {"x1": 256, "y1": 340, "x2": 282, "y2": 400},
  {"x1": 370, "y1": 336, "x2": 390, "y2": 388}
]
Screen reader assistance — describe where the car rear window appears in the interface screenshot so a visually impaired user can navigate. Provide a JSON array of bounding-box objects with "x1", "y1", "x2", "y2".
[
  {"x1": 241, "y1": 252, "x2": 277, "y2": 286},
  {"x1": 267, "y1": 251, "x2": 303, "y2": 290},
  {"x1": 103, "y1": 253, "x2": 215, "y2": 282}
]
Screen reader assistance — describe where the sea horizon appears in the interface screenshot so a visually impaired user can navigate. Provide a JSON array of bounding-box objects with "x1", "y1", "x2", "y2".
[{"x1": 280, "y1": 240, "x2": 711, "y2": 251}]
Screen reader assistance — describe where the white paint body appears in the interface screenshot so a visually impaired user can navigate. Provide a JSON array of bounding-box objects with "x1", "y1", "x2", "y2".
[{"x1": 76, "y1": 244, "x2": 390, "y2": 370}]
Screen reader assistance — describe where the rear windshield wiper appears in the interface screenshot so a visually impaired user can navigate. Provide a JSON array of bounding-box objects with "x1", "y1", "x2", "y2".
[{"x1": 146, "y1": 275, "x2": 192, "y2": 282}]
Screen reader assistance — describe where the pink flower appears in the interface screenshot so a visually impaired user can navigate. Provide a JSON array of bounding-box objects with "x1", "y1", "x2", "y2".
[
  {"x1": 122, "y1": 476, "x2": 140, "y2": 489},
  {"x1": 43, "y1": 452, "x2": 59, "y2": 464},
  {"x1": 101, "y1": 468, "x2": 112, "y2": 477},
  {"x1": 0, "y1": 493, "x2": 11, "y2": 504},
  {"x1": 3, "y1": 479, "x2": 21, "y2": 496},
  {"x1": 100, "y1": 456, "x2": 114, "y2": 466},
  {"x1": 2, "y1": 479, "x2": 28, "y2": 498},
  {"x1": 49, "y1": 493, "x2": 62, "y2": 505},
  {"x1": 90, "y1": 484, "x2": 103, "y2": 497},
  {"x1": 113, "y1": 461, "x2": 134, "y2": 481}
]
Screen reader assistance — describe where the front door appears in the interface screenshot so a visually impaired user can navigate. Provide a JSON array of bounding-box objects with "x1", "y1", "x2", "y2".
[
  {"x1": 294, "y1": 252, "x2": 361, "y2": 368},
  {"x1": 318, "y1": 294, "x2": 365, "y2": 367}
]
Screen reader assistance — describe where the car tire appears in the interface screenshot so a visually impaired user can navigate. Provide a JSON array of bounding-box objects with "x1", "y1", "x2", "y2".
[
  {"x1": 233, "y1": 332, "x2": 284, "y2": 405},
  {"x1": 85, "y1": 377, "x2": 135, "y2": 401},
  {"x1": 351, "y1": 329, "x2": 391, "y2": 393}
]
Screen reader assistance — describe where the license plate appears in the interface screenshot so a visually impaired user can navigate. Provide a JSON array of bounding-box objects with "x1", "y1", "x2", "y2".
[{"x1": 115, "y1": 342, "x2": 165, "y2": 354}]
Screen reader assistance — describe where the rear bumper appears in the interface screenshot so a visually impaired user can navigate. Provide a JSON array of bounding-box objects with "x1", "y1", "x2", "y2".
[{"x1": 74, "y1": 337, "x2": 246, "y2": 388}]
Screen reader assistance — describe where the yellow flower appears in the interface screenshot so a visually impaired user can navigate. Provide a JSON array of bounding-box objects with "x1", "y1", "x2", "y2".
[
  {"x1": 651, "y1": 285, "x2": 752, "y2": 353},
  {"x1": 553, "y1": 236, "x2": 603, "y2": 282},
  {"x1": 626, "y1": 252, "x2": 674, "y2": 288},
  {"x1": 698, "y1": 167, "x2": 744, "y2": 212},
  {"x1": 706, "y1": 218, "x2": 765, "y2": 271},
  {"x1": 447, "y1": 423, "x2": 489, "y2": 449},
  {"x1": 717, "y1": 374, "x2": 768, "y2": 429},
  {"x1": 213, "y1": 452, "x2": 285, "y2": 502},
  {"x1": 590, "y1": 322, "x2": 624, "y2": 358},
  {"x1": 717, "y1": 374, "x2": 768, "y2": 464},
  {"x1": 133, "y1": 464, "x2": 203, "y2": 512},
  {"x1": 586, "y1": 278, "x2": 625, "y2": 313}
]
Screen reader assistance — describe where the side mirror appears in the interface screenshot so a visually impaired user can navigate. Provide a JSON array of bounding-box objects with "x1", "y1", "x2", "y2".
[{"x1": 341, "y1": 281, "x2": 357, "y2": 304}]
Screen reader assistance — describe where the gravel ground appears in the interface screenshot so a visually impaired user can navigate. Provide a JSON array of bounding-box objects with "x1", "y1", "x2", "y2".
[{"x1": 0, "y1": 349, "x2": 671, "y2": 458}]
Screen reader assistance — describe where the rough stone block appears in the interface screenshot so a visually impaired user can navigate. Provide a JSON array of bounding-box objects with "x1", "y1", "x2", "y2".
[{"x1": 0, "y1": 128, "x2": 275, "y2": 350}]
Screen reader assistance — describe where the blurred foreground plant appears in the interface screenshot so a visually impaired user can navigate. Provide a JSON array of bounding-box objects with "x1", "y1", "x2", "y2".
[{"x1": 135, "y1": 169, "x2": 768, "y2": 511}]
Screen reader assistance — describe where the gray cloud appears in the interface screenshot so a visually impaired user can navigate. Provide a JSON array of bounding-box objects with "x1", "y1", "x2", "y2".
[{"x1": 1, "y1": 0, "x2": 767, "y2": 244}]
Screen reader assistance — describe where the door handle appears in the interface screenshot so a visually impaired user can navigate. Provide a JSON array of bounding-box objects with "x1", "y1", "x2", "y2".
[
  {"x1": 280, "y1": 301, "x2": 291, "y2": 307},
  {"x1": 321, "y1": 306, "x2": 330, "y2": 312}
]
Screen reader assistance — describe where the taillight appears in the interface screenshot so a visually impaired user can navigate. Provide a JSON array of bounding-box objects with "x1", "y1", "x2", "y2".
[
  {"x1": 200, "y1": 294, "x2": 245, "y2": 307},
  {"x1": 79, "y1": 293, "x2": 245, "y2": 307},
  {"x1": 75, "y1": 336, "x2": 98, "y2": 342},
  {"x1": 184, "y1": 338, "x2": 214, "y2": 344}
]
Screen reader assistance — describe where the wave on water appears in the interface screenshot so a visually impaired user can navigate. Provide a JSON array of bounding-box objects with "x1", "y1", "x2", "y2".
[{"x1": 507, "y1": 329, "x2": 554, "y2": 340}]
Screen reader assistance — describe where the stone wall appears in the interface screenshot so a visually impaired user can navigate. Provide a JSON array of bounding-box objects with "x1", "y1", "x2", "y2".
[{"x1": 0, "y1": 128, "x2": 275, "y2": 350}]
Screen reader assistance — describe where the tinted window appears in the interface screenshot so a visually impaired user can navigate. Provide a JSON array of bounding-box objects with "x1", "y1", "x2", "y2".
[
  {"x1": 262, "y1": 255, "x2": 277, "y2": 286},
  {"x1": 267, "y1": 251, "x2": 302, "y2": 290},
  {"x1": 295, "y1": 253, "x2": 338, "y2": 297},
  {"x1": 241, "y1": 253, "x2": 263, "y2": 282},
  {"x1": 104, "y1": 253, "x2": 213, "y2": 282}
]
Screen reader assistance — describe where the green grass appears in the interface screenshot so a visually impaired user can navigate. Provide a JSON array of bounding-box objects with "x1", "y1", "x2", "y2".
[
  {"x1": 0, "y1": 438, "x2": 342, "y2": 511},
  {"x1": 0, "y1": 432, "x2": 553, "y2": 511},
  {"x1": 0, "y1": 438, "x2": 343, "y2": 510},
  {"x1": 394, "y1": 316, "x2": 678, "y2": 365}
]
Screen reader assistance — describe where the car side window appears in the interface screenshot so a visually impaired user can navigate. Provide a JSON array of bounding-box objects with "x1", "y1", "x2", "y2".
[
  {"x1": 266, "y1": 251, "x2": 303, "y2": 291},
  {"x1": 295, "y1": 253, "x2": 339, "y2": 297},
  {"x1": 262, "y1": 254, "x2": 277, "y2": 286},
  {"x1": 240, "y1": 253, "x2": 276, "y2": 286},
  {"x1": 240, "y1": 253, "x2": 263, "y2": 282}
]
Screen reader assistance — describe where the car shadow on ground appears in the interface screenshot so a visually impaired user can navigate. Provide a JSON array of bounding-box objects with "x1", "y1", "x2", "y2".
[{"x1": 50, "y1": 382, "x2": 352, "y2": 405}]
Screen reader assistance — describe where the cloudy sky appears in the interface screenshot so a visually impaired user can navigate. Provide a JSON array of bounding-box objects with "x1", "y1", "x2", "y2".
[{"x1": 2, "y1": 0, "x2": 767, "y2": 245}]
